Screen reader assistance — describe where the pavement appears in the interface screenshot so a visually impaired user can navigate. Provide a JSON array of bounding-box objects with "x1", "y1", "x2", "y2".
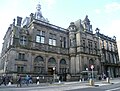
[{"x1": 0, "y1": 78, "x2": 120, "y2": 88}]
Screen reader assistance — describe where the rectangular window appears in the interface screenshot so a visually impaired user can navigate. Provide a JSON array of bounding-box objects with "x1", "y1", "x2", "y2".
[
  {"x1": 49, "y1": 33, "x2": 56, "y2": 46},
  {"x1": 53, "y1": 39, "x2": 56, "y2": 46},
  {"x1": 17, "y1": 66, "x2": 25, "y2": 72},
  {"x1": 60, "y1": 36, "x2": 62, "y2": 47},
  {"x1": 102, "y1": 40, "x2": 104, "y2": 48},
  {"x1": 70, "y1": 39, "x2": 72, "y2": 46},
  {"x1": 41, "y1": 36, "x2": 45, "y2": 43},
  {"x1": 20, "y1": 36, "x2": 27, "y2": 45},
  {"x1": 18, "y1": 53, "x2": 25, "y2": 60},
  {"x1": 49, "y1": 38, "x2": 52, "y2": 45},
  {"x1": 83, "y1": 40, "x2": 85, "y2": 47},
  {"x1": 36, "y1": 36, "x2": 40, "y2": 42},
  {"x1": 36, "y1": 30, "x2": 45, "y2": 43},
  {"x1": 63, "y1": 37, "x2": 66, "y2": 48}
]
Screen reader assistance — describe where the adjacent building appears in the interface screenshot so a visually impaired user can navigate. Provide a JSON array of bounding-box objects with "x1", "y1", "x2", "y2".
[
  {"x1": 0, "y1": 2, "x2": 119, "y2": 81},
  {"x1": 96, "y1": 29, "x2": 120, "y2": 78}
]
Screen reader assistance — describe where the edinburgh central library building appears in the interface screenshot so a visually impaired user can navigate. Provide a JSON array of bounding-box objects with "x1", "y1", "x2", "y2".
[{"x1": 0, "y1": 2, "x2": 120, "y2": 82}]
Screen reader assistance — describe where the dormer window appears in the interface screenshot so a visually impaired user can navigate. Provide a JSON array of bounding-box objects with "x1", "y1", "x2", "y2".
[{"x1": 20, "y1": 36, "x2": 27, "y2": 45}]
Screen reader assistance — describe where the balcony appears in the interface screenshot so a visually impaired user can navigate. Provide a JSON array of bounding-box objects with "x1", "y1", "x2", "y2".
[{"x1": 32, "y1": 42, "x2": 68, "y2": 55}]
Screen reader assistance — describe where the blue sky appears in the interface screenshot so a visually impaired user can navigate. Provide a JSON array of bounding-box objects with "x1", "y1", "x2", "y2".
[{"x1": 0, "y1": 0, "x2": 120, "y2": 51}]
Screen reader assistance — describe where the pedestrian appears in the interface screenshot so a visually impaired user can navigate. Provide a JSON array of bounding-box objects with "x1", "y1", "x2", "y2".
[
  {"x1": 59, "y1": 75, "x2": 62, "y2": 82},
  {"x1": 17, "y1": 75, "x2": 22, "y2": 87},
  {"x1": 36, "y1": 76, "x2": 39, "y2": 84},
  {"x1": 0, "y1": 75, "x2": 6, "y2": 86},
  {"x1": 29, "y1": 75, "x2": 33, "y2": 84},
  {"x1": 25, "y1": 75, "x2": 30, "y2": 86}
]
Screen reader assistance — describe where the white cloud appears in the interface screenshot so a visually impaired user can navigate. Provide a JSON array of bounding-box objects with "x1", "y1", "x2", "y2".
[
  {"x1": 105, "y1": 2, "x2": 120, "y2": 13},
  {"x1": 95, "y1": 9, "x2": 101, "y2": 14}
]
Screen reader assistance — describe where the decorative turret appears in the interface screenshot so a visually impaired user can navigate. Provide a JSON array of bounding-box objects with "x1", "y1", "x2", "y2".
[
  {"x1": 68, "y1": 22, "x2": 76, "y2": 32},
  {"x1": 17, "y1": 16, "x2": 22, "y2": 27},
  {"x1": 82, "y1": 15, "x2": 92, "y2": 32},
  {"x1": 34, "y1": 2, "x2": 49, "y2": 22},
  {"x1": 68, "y1": 22, "x2": 76, "y2": 55}
]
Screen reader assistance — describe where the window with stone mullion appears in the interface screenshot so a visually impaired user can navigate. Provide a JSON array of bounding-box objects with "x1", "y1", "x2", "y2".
[
  {"x1": 18, "y1": 53, "x2": 25, "y2": 60},
  {"x1": 36, "y1": 30, "x2": 45, "y2": 43},
  {"x1": 17, "y1": 66, "x2": 24, "y2": 72},
  {"x1": 60, "y1": 36, "x2": 63, "y2": 47},
  {"x1": 20, "y1": 36, "x2": 27, "y2": 45},
  {"x1": 49, "y1": 33, "x2": 56, "y2": 46}
]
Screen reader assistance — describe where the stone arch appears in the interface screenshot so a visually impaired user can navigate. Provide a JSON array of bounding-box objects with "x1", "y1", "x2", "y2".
[
  {"x1": 47, "y1": 57, "x2": 56, "y2": 75},
  {"x1": 60, "y1": 59, "x2": 66, "y2": 65},
  {"x1": 34, "y1": 56, "x2": 44, "y2": 62},
  {"x1": 48, "y1": 57, "x2": 56, "y2": 65},
  {"x1": 84, "y1": 64, "x2": 88, "y2": 71},
  {"x1": 89, "y1": 58, "x2": 94, "y2": 65},
  {"x1": 59, "y1": 59, "x2": 67, "y2": 81},
  {"x1": 34, "y1": 56, "x2": 45, "y2": 74},
  {"x1": 60, "y1": 59, "x2": 67, "y2": 73}
]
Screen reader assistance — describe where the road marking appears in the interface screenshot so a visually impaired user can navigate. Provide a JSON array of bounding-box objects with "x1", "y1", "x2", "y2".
[{"x1": 106, "y1": 87, "x2": 120, "y2": 91}]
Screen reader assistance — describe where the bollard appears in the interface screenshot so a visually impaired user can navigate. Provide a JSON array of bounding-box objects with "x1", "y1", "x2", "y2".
[
  {"x1": 106, "y1": 77, "x2": 110, "y2": 83},
  {"x1": 89, "y1": 78, "x2": 94, "y2": 86},
  {"x1": 79, "y1": 79, "x2": 82, "y2": 82},
  {"x1": 37, "y1": 81, "x2": 40, "y2": 85},
  {"x1": 59, "y1": 80, "x2": 61, "y2": 83},
  {"x1": 8, "y1": 82, "x2": 12, "y2": 86}
]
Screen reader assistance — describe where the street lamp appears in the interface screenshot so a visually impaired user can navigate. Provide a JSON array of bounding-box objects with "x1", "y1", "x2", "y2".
[
  {"x1": 86, "y1": 68, "x2": 88, "y2": 80},
  {"x1": 53, "y1": 67, "x2": 55, "y2": 83},
  {"x1": 106, "y1": 71, "x2": 110, "y2": 83},
  {"x1": 89, "y1": 65, "x2": 94, "y2": 86}
]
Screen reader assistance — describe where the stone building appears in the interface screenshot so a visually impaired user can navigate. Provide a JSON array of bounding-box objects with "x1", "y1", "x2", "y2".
[
  {"x1": 0, "y1": 2, "x2": 119, "y2": 81},
  {"x1": 96, "y1": 29, "x2": 120, "y2": 78},
  {"x1": 0, "y1": 3, "x2": 69, "y2": 81},
  {"x1": 68, "y1": 16, "x2": 100, "y2": 80}
]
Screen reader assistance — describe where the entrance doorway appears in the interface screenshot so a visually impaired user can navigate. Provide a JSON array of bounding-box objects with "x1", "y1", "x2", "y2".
[{"x1": 48, "y1": 67, "x2": 54, "y2": 75}]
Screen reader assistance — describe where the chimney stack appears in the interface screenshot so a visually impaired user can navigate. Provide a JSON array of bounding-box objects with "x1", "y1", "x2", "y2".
[{"x1": 17, "y1": 16, "x2": 22, "y2": 26}]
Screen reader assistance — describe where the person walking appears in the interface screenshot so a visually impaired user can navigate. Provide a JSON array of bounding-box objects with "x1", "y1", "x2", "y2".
[
  {"x1": 0, "y1": 75, "x2": 6, "y2": 86},
  {"x1": 36, "y1": 76, "x2": 39, "y2": 84},
  {"x1": 25, "y1": 75, "x2": 30, "y2": 86},
  {"x1": 17, "y1": 75, "x2": 22, "y2": 87},
  {"x1": 29, "y1": 75, "x2": 33, "y2": 84}
]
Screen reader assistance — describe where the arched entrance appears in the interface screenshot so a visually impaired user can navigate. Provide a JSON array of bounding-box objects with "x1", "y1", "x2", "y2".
[
  {"x1": 48, "y1": 57, "x2": 56, "y2": 75},
  {"x1": 34, "y1": 56, "x2": 45, "y2": 75},
  {"x1": 59, "y1": 59, "x2": 67, "y2": 81}
]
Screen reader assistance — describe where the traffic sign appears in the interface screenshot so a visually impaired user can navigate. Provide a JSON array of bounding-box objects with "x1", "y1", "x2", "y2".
[{"x1": 91, "y1": 65, "x2": 94, "y2": 69}]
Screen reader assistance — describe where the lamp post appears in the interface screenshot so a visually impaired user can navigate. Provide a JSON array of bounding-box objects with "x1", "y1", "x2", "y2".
[
  {"x1": 86, "y1": 68, "x2": 88, "y2": 80},
  {"x1": 53, "y1": 67, "x2": 55, "y2": 83},
  {"x1": 106, "y1": 70, "x2": 110, "y2": 83},
  {"x1": 89, "y1": 65, "x2": 94, "y2": 86}
]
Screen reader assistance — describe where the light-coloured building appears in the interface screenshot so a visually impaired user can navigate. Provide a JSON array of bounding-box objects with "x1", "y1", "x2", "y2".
[
  {"x1": 0, "y1": 2, "x2": 119, "y2": 82},
  {"x1": 96, "y1": 29, "x2": 120, "y2": 78}
]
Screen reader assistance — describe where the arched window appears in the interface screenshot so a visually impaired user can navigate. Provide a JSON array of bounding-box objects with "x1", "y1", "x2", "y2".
[
  {"x1": 60, "y1": 59, "x2": 67, "y2": 74},
  {"x1": 48, "y1": 57, "x2": 56, "y2": 64},
  {"x1": 89, "y1": 59, "x2": 94, "y2": 65},
  {"x1": 34, "y1": 56, "x2": 44, "y2": 62},
  {"x1": 84, "y1": 64, "x2": 88, "y2": 71},
  {"x1": 60, "y1": 59, "x2": 66, "y2": 64},
  {"x1": 34, "y1": 56, "x2": 44, "y2": 74}
]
